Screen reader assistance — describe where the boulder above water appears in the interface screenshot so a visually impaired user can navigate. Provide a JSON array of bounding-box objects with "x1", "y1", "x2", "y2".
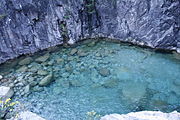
[
  {"x1": 9, "y1": 111, "x2": 45, "y2": 120},
  {"x1": 100, "y1": 111, "x2": 180, "y2": 120},
  {"x1": 0, "y1": 86, "x2": 14, "y2": 99}
]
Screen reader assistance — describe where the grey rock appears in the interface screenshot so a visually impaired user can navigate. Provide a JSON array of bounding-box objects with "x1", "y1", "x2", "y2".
[
  {"x1": 100, "y1": 111, "x2": 180, "y2": 120},
  {"x1": 16, "y1": 66, "x2": 28, "y2": 72},
  {"x1": 99, "y1": 68, "x2": 110, "y2": 77},
  {"x1": 24, "y1": 84, "x2": 30, "y2": 94},
  {"x1": 0, "y1": 75, "x2": 3, "y2": 80},
  {"x1": 55, "y1": 58, "x2": 64, "y2": 64},
  {"x1": 32, "y1": 86, "x2": 44, "y2": 92},
  {"x1": 35, "y1": 53, "x2": 50, "y2": 63},
  {"x1": 122, "y1": 82, "x2": 147, "y2": 103},
  {"x1": 18, "y1": 57, "x2": 33, "y2": 66},
  {"x1": 70, "y1": 48, "x2": 78, "y2": 55},
  {"x1": 102, "y1": 78, "x2": 119, "y2": 88},
  {"x1": 9, "y1": 111, "x2": 45, "y2": 120},
  {"x1": 0, "y1": 86, "x2": 14, "y2": 99},
  {"x1": 77, "y1": 50, "x2": 88, "y2": 57},
  {"x1": 37, "y1": 70, "x2": 48, "y2": 76},
  {"x1": 69, "y1": 80, "x2": 83, "y2": 87},
  {"x1": 173, "y1": 79, "x2": 180, "y2": 86},
  {"x1": 0, "y1": 0, "x2": 180, "y2": 63},
  {"x1": 39, "y1": 73, "x2": 53, "y2": 86},
  {"x1": 29, "y1": 81, "x2": 38, "y2": 87}
]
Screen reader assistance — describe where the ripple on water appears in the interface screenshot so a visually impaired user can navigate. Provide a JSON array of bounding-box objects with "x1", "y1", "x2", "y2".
[{"x1": 0, "y1": 40, "x2": 180, "y2": 120}]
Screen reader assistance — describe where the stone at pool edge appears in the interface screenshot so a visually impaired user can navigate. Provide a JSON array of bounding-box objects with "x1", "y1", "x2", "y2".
[
  {"x1": 16, "y1": 66, "x2": 28, "y2": 72},
  {"x1": 102, "y1": 78, "x2": 119, "y2": 88},
  {"x1": 37, "y1": 70, "x2": 48, "y2": 76},
  {"x1": 70, "y1": 48, "x2": 78, "y2": 55},
  {"x1": 39, "y1": 73, "x2": 53, "y2": 86},
  {"x1": 8, "y1": 111, "x2": 45, "y2": 120},
  {"x1": 100, "y1": 111, "x2": 180, "y2": 120},
  {"x1": 0, "y1": 86, "x2": 14, "y2": 99},
  {"x1": 35, "y1": 53, "x2": 50, "y2": 63},
  {"x1": 18, "y1": 57, "x2": 33, "y2": 66}
]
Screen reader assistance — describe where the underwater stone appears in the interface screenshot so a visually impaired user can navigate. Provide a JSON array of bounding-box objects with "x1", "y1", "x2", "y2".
[
  {"x1": 37, "y1": 70, "x2": 48, "y2": 76},
  {"x1": 77, "y1": 50, "x2": 88, "y2": 57},
  {"x1": 69, "y1": 80, "x2": 83, "y2": 87},
  {"x1": 32, "y1": 86, "x2": 44, "y2": 92},
  {"x1": 24, "y1": 84, "x2": 30, "y2": 94},
  {"x1": 102, "y1": 78, "x2": 119, "y2": 88},
  {"x1": 39, "y1": 73, "x2": 53, "y2": 86},
  {"x1": 173, "y1": 52, "x2": 180, "y2": 60},
  {"x1": 35, "y1": 53, "x2": 50, "y2": 63},
  {"x1": 98, "y1": 68, "x2": 110, "y2": 77},
  {"x1": 18, "y1": 57, "x2": 33, "y2": 66},
  {"x1": 122, "y1": 82, "x2": 147, "y2": 103},
  {"x1": 70, "y1": 48, "x2": 78, "y2": 55},
  {"x1": 173, "y1": 79, "x2": 180, "y2": 86},
  {"x1": 16, "y1": 66, "x2": 28, "y2": 72}
]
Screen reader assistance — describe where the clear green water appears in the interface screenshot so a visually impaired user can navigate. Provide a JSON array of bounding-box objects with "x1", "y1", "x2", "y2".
[{"x1": 0, "y1": 40, "x2": 180, "y2": 120}]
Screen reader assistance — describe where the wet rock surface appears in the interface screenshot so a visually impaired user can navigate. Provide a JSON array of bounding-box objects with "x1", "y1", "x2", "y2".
[{"x1": 0, "y1": 0, "x2": 180, "y2": 63}]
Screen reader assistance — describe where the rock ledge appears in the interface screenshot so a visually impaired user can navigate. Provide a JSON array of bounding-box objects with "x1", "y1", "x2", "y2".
[{"x1": 101, "y1": 111, "x2": 180, "y2": 120}]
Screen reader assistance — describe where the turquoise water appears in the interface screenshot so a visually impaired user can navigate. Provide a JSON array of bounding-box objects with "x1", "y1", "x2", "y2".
[{"x1": 0, "y1": 40, "x2": 180, "y2": 120}]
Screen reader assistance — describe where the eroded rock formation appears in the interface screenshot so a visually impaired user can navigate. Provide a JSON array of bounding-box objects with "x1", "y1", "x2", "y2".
[{"x1": 0, "y1": 0, "x2": 180, "y2": 63}]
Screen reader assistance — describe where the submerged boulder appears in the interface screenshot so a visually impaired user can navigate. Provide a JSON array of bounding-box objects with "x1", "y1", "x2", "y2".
[
  {"x1": 18, "y1": 57, "x2": 33, "y2": 66},
  {"x1": 70, "y1": 48, "x2": 78, "y2": 55},
  {"x1": 35, "y1": 53, "x2": 50, "y2": 63},
  {"x1": 102, "y1": 78, "x2": 119, "y2": 88},
  {"x1": 39, "y1": 73, "x2": 53, "y2": 86},
  {"x1": 98, "y1": 68, "x2": 110, "y2": 77},
  {"x1": 121, "y1": 82, "x2": 147, "y2": 102}
]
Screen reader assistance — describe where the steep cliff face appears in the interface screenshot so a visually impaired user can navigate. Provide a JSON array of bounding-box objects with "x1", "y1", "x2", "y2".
[{"x1": 0, "y1": 0, "x2": 180, "y2": 63}]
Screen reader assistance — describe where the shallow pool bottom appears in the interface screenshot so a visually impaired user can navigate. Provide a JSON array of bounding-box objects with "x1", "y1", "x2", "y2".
[{"x1": 1, "y1": 40, "x2": 180, "y2": 120}]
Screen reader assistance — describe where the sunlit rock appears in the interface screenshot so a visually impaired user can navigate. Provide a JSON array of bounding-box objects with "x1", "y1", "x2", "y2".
[
  {"x1": 0, "y1": 86, "x2": 14, "y2": 99},
  {"x1": 10, "y1": 111, "x2": 45, "y2": 120},
  {"x1": 101, "y1": 111, "x2": 180, "y2": 120}
]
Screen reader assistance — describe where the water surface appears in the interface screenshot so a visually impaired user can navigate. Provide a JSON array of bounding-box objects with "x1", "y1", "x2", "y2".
[{"x1": 0, "y1": 40, "x2": 180, "y2": 120}]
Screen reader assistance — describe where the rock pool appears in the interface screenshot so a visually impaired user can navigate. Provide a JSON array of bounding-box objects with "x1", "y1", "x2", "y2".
[{"x1": 0, "y1": 40, "x2": 180, "y2": 120}]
